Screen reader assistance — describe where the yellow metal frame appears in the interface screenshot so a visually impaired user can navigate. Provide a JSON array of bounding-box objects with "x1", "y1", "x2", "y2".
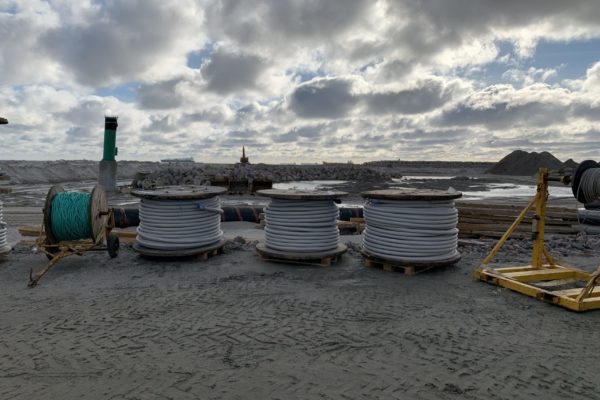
[{"x1": 474, "y1": 168, "x2": 600, "y2": 312}]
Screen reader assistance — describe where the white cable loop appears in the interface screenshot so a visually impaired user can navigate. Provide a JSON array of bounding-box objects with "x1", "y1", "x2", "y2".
[
  {"x1": 578, "y1": 168, "x2": 600, "y2": 203},
  {"x1": 264, "y1": 199, "x2": 339, "y2": 253},
  {"x1": 0, "y1": 202, "x2": 7, "y2": 248},
  {"x1": 136, "y1": 197, "x2": 223, "y2": 250},
  {"x1": 363, "y1": 199, "x2": 459, "y2": 262}
]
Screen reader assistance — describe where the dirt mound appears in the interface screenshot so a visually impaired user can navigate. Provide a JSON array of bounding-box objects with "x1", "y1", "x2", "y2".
[
  {"x1": 563, "y1": 158, "x2": 579, "y2": 169},
  {"x1": 486, "y1": 150, "x2": 566, "y2": 176}
]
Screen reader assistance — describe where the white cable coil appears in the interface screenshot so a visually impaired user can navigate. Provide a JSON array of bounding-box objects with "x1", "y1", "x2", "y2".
[
  {"x1": 363, "y1": 199, "x2": 459, "y2": 262},
  {"x1": 579, "y1": 168, "x2": 600, "y2": 203},
  {"x1": 0, "y1": 201, "x2": 7, "y2": 248},
  {"x1": 264, "y1": 199, "x2": 339, "y2": 253},
  {"x1": 136, "y1": 197, "x2": 223, "y2": 250}
]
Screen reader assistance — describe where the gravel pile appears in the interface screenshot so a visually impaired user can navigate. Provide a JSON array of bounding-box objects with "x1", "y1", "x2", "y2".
[{"x1": 486, "y1": 150, "x2": 574, "y2": 176}]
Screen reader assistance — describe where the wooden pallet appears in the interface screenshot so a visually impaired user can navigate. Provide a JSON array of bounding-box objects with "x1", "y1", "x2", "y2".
[
  {"x1": 338, "y1": 218, "x2": 365, "y2": 235},
  {"x1": 363, "y1": 252, "x2": 460, "y2": 276},
  {"x1": 19, "y1": 225, "x2": 138, "y2": 244},
  {"x1": 259, "y1": 253, "x2": 343, "y2": 267},
  {"x1": 194, "y1": 246, "x2": 224, "y2": 261},
  {"x1": 132, "y1": 240, "x2": 225, "y2": 260},
  {"x1": 256, "y1": 243, "x2": 346, "y2": 267},
  {"x1": 0, "y1": 245, "x2": 10, "y2": 257}
]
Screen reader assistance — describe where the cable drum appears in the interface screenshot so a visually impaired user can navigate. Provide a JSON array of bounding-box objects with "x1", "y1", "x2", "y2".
[
  {"x1": 264, "y1": 198, "x2": 339, "y2": 252},
  {"x1": 131, "y1": 186, "x2": 227, "y2": 255},
  {"x1": 0, "y1": 201, "x2": 8, "y2": 251},
  {"x1": 572, "y1": 160, "x2": 600, "y2": 204},
  {"x1": 136, "y1": 197, "x2": 223, "y2": 250},
  {"x1": 361, "y1": 189, "x2": 462, "y2": 264},
  {"x1": 256, "y1": 189, "x2": 348, "y2": 262},
  {"x1": 577, "y1": 168, "x2": 600, "y2": 204}
]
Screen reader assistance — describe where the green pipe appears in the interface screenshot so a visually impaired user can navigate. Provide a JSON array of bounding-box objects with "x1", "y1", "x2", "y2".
[{"x1": 103, "y1": 116, "x2": 118, "y2": 161}]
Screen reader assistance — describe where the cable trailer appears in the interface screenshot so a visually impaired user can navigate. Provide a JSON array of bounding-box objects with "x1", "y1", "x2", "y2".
[{"x1": 29, "y1": 185, "x2": 119, "y2": 287}]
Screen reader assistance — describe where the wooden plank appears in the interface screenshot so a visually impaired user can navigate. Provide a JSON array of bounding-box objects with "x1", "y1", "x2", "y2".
[
  {"x1": 458, "y1": 223, "x2": 575, "y2": 234},
  {"x1": 458, "y1": 215, "x2": 576, "y2": 226},
  {"x1": 18, "y1": 226, "x2": 42, "y2": 236},
  {"x1": 458, "y1": 228, "x2": 574, "y2": 237},
  {"x1": 458, "y1": 231, "x2": 530, "y2": 239},
  {"x1": 456, "y1": 202, "x2": 577, "y2": 213},
  {"x1": 459, "y1": 221, "x2": 576, "y2": 228},
  {"x1": 458, "y1": 214, "x2": 576, "y2": 224},
  {"x1": 457, "y1": 206, "x2": 577, "y2": 216},
  {"x1": 457, "y1": 207, "x2": 577, "y2": 217},
  {"x1": 504, "y1": 269, "x2": 577, "y2": 282},
  {"x1": 18, "y1": 225, "x2": 137, "y2": 241}
]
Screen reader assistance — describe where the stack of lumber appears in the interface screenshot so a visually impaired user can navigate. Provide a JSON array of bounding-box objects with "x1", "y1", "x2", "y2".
[
  {"x1": 456, "y1": 202, "x2": 578, "y2": 239},
  {"x1": 338, "y1": 218, "x2": 365, "y2": 235}
]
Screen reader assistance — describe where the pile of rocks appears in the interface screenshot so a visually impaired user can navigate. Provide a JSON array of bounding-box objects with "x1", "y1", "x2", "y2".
[
  {"x1": 459, "y1": 233, "x2": 600, "y2": 260},
  {"x1": 140, "y1": 164, "x2": 392, "y2": 189}
]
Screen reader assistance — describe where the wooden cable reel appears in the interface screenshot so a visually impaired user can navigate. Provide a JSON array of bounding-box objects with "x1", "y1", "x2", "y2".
[{"x1": 30, "y1": 185, "x2": 118, "y2": 287}]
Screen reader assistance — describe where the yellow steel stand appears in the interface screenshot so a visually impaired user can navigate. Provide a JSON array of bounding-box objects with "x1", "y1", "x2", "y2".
[{"x1": 475, "y1": 168, "x2": 600, "y2": 312}]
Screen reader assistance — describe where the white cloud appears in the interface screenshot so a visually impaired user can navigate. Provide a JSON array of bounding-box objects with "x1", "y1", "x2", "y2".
[
  {"x1": 502, "y1": 67, "x2": 559, "y2": 86},
  {"x1": 3, "y1": 1, "x2": 600, "y2": 161}
]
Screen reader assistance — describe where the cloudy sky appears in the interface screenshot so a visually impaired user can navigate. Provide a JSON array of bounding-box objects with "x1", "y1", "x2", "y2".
[{"x1": 2, "y1": 0, "x2": 600, "y2": 163}]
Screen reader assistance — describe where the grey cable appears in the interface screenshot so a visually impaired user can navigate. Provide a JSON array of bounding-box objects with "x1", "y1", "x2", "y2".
[
  {"x1": 264, "y1": 198, "x2": 339, "y2": 253},
  {"x1": 578, "y1": 168, "x2": 600, "y2": 204},
  {"x1": 136, "y1": 196, "x2": 223, "y2": 250},
  {"x1": 363, "y1": 199, "x2": 459, "y2": 262},
  {"x1": 0, "y1": 201, "x2": 7, "y2": 249}
]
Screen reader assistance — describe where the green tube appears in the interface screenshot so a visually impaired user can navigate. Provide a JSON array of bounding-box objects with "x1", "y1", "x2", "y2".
[{"x1": 103, "y1": 116, "x2": 118, "y2": 161}]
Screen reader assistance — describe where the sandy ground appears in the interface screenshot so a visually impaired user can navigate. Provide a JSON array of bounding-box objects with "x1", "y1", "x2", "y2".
[
  {"x1": 1, "y1": 219, "x2": 600, "y2": 399},
  {"x1": 0, "y1": 165, "x2": 596, "y2": 399}
]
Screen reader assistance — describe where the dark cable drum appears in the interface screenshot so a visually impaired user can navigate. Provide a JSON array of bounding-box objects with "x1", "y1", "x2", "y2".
[
  {"x1": 113, "y1": 208, "x2": 140, "y2": 228},
  {"x1": 572, "y1": 160, "x2": 600, "y2": 203},
  {"x1": 338, "y1": 207, "x2": 363, "y2": 221},
  {"x1": 221, "y1": 206, "x2": 264, "y2": 223}
]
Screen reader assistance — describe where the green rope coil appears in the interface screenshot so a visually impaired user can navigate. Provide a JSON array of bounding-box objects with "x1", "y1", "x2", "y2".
[{"x1": 50, "y1": 192, "x2": 93, "y2": 241}]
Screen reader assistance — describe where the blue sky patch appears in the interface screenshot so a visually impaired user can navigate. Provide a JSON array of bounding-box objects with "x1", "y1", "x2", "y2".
[
  {"x1": 187, "y1": 42, "x2": 216, "y2": 69},
  {"x1": 95, "y1": 82, "x2": 140, "y2": 102}
]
